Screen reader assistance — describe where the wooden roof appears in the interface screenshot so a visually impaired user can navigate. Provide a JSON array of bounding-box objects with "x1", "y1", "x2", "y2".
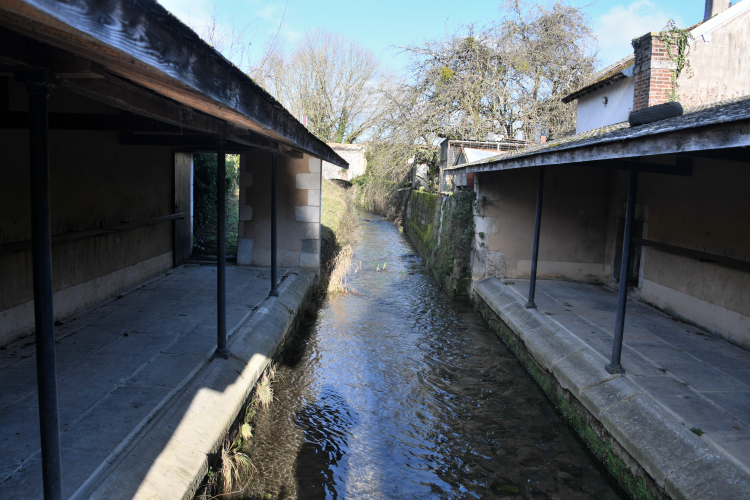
[{"x1": 0, "y1": 0, "x2": 348, "y2": 168}]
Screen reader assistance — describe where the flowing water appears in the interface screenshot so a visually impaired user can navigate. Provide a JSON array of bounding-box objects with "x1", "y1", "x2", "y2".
[{"x1": 244, "y1": 212, "x2": 624, "y2": 499}]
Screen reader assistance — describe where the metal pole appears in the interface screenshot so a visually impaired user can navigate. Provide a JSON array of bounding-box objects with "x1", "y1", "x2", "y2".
[
  {"x1": 26, "y1": 79, "x2": 63, "y2": 500},
  {"x1": 526, "y1": 165, "x2": 545, "y2": 309},
  {"x1": 606, "y1": 163, "x2": 639, "y2": 374},
  {"x1": 269, "y1": 151, "x2": 279, "y2": 297},
  {"x1": 215, "y1": 137, "x2": 229, "y2": 359}
]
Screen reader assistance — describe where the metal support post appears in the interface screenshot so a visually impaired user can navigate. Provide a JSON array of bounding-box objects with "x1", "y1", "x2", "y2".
[
  {"x1": 606, "y1": 163, "x2": 640, "y2": 374},
  {"x1": 26, "y1": 78, "x2": 63, "y2": 500},
  {"x1": 526, "y1": 165, "x2": 545, "y2": 309},
  {"x1": 269, "y1": 151, "x2": 279, "y2": 297},
  {"x1": 215, "y1": 137, "x2": 229, "y2": 359}
]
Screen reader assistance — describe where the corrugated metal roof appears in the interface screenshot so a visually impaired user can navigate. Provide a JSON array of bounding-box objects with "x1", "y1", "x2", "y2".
[{"x1": 460, "y1": 148, "x2": 505, "y2": 164}]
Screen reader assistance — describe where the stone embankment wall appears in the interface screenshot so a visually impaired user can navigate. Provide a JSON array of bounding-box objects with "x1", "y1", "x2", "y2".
[
  {"x1": 472, "y1": 278, "x2": 750, "y2": 500},
  {"x1": 403, "y1": 190, "x2": 473, "y2": 299}
]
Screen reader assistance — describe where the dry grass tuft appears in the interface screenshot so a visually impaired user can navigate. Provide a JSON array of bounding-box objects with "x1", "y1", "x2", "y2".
[
  {"x1": 256, "y1": 372, "x2": 273, "y2": 410},
  {"x1": 213, "y1": 437, "x2": 254, "y2": 498},
  {"x1": 239, "y1": 422, "x2": 253, "y2": 442},
  {"x1": 326, "y1": 245, "x2": 362, "y2": 294}
]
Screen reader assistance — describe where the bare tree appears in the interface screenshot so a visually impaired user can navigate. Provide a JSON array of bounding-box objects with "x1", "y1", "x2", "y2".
[
  {"x1": 256, "y1": 30, "x2": 386, "y2": 143},
  {"x1": 398, "y1": 0, "x2": 596, "y2": 142},
  {"x1": 356, "y1": 0, "x2": 596, "y2": 212}
]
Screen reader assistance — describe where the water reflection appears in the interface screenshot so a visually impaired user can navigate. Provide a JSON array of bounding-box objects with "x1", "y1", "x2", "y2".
[
  {"x1": 294, "y1": 388, "x2": 356, "y2": 498},
  {"x1": 245, "y1": 212, "x2": 624, "y2": 499}
]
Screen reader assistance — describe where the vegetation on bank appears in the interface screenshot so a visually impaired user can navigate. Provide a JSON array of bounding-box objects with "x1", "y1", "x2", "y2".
[
  {"x1": 194, "y1": 181, "x2": 358, "y2": 499},
  {"x1": 195, "y1": 364, "x2": 277, "y2": 499},
  {"x1": 320, "y1": 179, "x2": 359, "y2": 293}
]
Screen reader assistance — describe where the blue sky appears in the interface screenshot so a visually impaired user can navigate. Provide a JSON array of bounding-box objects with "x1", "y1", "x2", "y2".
[{"x1": 157, "y1": 0, "x2": 709, "y2": 71}]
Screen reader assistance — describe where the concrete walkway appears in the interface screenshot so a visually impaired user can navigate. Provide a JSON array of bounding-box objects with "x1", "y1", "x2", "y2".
[
  {"x1": 0, "y1": 264, "x2": 313, "y2": 499},
  {"x1": 505, "y1": 279, "x2": 750, "y2": 472}
]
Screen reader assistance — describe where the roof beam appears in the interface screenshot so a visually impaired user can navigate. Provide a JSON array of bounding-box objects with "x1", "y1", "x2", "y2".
[
  {"x1": 118, "y1": 133, "x2": 274, "y2": 152},
  {"x1": 677, "y1": 147, "x2": 750, "y2": 163},
  {"x1": 0, "y1": 111, "x2": 183, "y2": 132}
]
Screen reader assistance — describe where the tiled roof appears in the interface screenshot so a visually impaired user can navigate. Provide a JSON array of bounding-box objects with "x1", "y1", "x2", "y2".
[
  {"x1": 561, "y1": 55, "x2": 635, "y2": 103},
  {"x1": 445, "y1": 95, "x2": 750, "y2": 172}
]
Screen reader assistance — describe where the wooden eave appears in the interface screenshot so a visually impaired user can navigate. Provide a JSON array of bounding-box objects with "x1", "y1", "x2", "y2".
[
  {"x1": 446, "y1": 119, "x2": 750, "y2": 175},
  {"x1": 0, "y1": 0, "x2": 349, "y2": 168}
]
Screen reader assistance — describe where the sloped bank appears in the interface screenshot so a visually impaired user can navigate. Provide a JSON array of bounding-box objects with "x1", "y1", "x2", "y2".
[
  {"x1": 403, "y1": 190, "x2": 474, "y2": 299},
  {"x1": 472, "y1": 277, "x2": 750, "y2": 500}
]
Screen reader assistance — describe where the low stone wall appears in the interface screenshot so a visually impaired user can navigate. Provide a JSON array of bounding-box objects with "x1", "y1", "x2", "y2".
[{"x1": 472, "y1": 277, "x2": 750, "y2": 500}]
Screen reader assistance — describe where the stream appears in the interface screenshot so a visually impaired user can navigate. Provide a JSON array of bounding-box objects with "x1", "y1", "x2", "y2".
[{"x1": 244, "y1": 212, "x2": 624, "y2": 499}]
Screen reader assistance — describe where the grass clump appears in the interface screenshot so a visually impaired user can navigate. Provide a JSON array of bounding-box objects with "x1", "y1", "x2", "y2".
[
  {"x1": 219, "y1": 437, "x2": 253, "y2": 495},
  {"x1": 320, "y1": 180, "x2": 359, "y2": 293},
  {"x1": 194, "y1": 363, "x2": 278, "y2": 500}
]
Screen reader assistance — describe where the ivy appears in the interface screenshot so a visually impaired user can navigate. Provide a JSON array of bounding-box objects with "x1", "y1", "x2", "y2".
[{"x1": 658, "y1": 19, "x2": 694, "y2": 102}]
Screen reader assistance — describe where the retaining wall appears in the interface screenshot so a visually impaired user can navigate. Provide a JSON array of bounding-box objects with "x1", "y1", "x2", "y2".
[
  {"x1": 403, "y1": 190, "x2": 472, "y2": 299},
  {"x1": 472, "y1": 277, "x2": 750, "y2": 500}
]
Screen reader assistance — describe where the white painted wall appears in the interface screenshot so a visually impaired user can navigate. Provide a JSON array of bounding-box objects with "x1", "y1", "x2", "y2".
[
  {"x1": 680, "y1": 1, "x2": 750, "y2": 106},
  {"x1": 576, "y1": 77, "x2": 635, "y2": 133}
]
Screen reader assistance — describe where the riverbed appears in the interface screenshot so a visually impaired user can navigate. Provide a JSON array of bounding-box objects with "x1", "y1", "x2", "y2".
[{"x1": 244, "y1": 212, "x2": 624, "y2": 499}]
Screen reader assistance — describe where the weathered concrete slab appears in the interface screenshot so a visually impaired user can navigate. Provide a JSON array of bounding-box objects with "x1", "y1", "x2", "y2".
[
  {"x1": 600, "y1": 394, "x2": 710, "y2": 485},
  {"x1": 0, "y1": 265, "x2": 315, "y2": 500},
  {"x1": 474, "y1": 277, "x2": 750, "y2": 499}
]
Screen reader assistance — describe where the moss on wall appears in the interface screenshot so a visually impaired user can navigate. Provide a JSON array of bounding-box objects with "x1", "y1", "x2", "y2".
[{"x1": 404, "y1": 190, "x2": 475, "y2": 299}]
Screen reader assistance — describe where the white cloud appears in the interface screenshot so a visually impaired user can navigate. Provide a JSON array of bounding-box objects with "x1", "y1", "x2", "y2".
[{"x1": 595, "y1": 0, "x2": 684, "y2": 67}]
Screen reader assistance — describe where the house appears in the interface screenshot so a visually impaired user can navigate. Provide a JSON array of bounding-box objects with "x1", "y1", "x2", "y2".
[
  {"x1": 0, "y1": 0, "x2": 346, "y2": 497},
  {"x1": 563, "y1": 0, "x2": 750, "y2": 134},
  {"x1": 443, "y1": 2, "x2": 750, "y2": 497}
]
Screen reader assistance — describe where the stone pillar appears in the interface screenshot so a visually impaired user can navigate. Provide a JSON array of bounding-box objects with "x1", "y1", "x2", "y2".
[
  {"x1": 237, "y1": 150, "x2": 321, "y2": 271},
  {"x1": 297, "y1": 157, "x2": 321, "y2": 268}
]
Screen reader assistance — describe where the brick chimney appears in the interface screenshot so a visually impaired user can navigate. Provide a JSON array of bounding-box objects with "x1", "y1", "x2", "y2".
[
  {"x1": 704, "y1": 0, "x2": 730, "y2": 21},
  {"x1": 632, "y1": 33, "x2": 676, "y2": 111}
]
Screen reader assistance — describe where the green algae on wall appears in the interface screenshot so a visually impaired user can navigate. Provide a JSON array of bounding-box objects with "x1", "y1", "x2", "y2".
[{"x1": 404, "y1": 190, "x2": 475, "y2": 299}]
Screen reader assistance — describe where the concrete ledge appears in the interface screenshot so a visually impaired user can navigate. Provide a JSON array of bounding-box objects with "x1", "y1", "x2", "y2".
[
  {"x1": 600, "y1": 394, "x2": 710, "y2": 486},
  {"x1": 76, "y1": 270, "x2": 316, "y2": 500},
  {"x1": 473, "y1": 277, "x2": 750, "y2": 500}
]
